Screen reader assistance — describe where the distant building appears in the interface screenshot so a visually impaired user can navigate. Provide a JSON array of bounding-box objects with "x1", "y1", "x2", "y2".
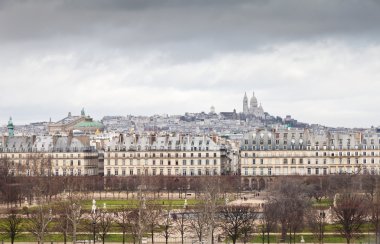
[
  {"x1": 240, "y1": 127, "x2": 380, "y2": 181},
  {"x1": 243, "y1": 92, "x2": 265, "y2": 119},
  {"x1": 0, "y1": 134, "x2": 98, "y2": 176},
  {"x1": 48, "y1": 108, "x2": 104, "y2": 135},
  {"x1": 103, "y1": 133, "x2": 226, "y2": 176}
]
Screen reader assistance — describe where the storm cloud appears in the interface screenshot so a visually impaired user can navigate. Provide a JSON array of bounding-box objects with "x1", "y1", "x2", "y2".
[{"x1": 0, "y1": 0, "x2": 379, "y2": 127}]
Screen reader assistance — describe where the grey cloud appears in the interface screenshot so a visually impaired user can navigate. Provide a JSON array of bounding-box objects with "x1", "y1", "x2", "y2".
[
  {"x1": 1, "y1": 0, "x2": 380, "y2": 127},
  {"x1": 1, "y1": 0, "x2": 380, "y2": 52}
]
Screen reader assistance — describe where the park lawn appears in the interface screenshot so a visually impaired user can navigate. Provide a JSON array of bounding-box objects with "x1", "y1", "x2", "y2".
[
  {"x1": 312, "y1": 198, "x2": 333, "y2": 208},
  {"x1": 81, "y1": 198, "x2": 204, "y2": 210},
  {"x1": 249, "y1": 234, "x2": 375, "y2": 243}
]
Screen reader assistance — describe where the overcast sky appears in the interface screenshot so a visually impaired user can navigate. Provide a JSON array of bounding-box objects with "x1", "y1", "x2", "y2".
[{"x1": 0, "y1": 0, "x2": 380, "y2": 128}]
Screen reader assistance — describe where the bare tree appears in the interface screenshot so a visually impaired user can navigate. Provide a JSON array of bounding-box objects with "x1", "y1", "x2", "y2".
[
  {"x1": 259, "y1": 201, "x2": 278, "y2": 244},
  {"x1": 98, "y1": 207, "x2": 114, "y2": 244},
  {"x1": 201, "y1": 177, "x2": 221, "y2": 244},
  {"x1": 53, "y1": 203, "x2": 71, "y2": 244},
  {"x1": 115, "y1": 205, "x2": 131, "y2": 244},
  {"x1": 219, "y1": 205, "x2": 258, "y2": 244},
  {"x1": 0, "y1": 208, "x2": 23, "y2": 244},
  {"x1": 172, "y1": 211, "x2": 189, "y2": 244},
  {"x1": 270, "y1": 178, "x2": 308, "y2": 244},
  {"x1": 369, "y1": 189, "x2": 380, "y2": 244},
  {"x1": 27, "y1": 205, "x2": 52, "y2": 244},
  {"x1": 332, "y1": 193, "x2": 368, "y2": 244},
  {"x1": 188, "y1": 204, "x2": 208, "y2": 242},
  {"x1": 306, "y1": 208, "x2": 327, "y2": 244},
  {"x1": 145, "y1": 201, "x2": 162, "y2": 243},
  {"x1": 161, "y1": 208, "x2": 175, "y2": 244},
  {"x1": 128, "y1": 209, "x2": 145, "y2": 244}
]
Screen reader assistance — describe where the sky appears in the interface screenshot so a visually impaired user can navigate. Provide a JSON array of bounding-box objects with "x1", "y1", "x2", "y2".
[{"x1": 0, "y1": 0, "x2": 380, "y2": 128}]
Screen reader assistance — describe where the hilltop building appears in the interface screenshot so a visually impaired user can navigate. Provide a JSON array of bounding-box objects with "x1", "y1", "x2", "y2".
[{"x1": 243, "y1": 92, "x2": 265, "y2": 119}]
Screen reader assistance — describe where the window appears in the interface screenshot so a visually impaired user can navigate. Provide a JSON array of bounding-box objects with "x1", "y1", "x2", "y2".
[
  {"x1": 182, "y1": 169, "x2": 187, "y2": 176},
  {"x1": 152, "y1": 169, "x2": 156, "y2": 176},
  {"x1": 115, "y1": 169, "x2": 119, "y2": 176},
  {"x1": 107, "y1": 169, "x2": 111, "y2": 176},
  {"x1": 307, "y1": 168, "x2": 311, "y2": 175},
  {"x1": 130, "y1": 169, "x2": 134, "y2": 175},
  {"x1": 78, "y1": 160, "x2": 81, "y2": 166},
  {"x1": 198, "y1": 169, "x2": 202, "y2": 176},
  {"x1": 168, "y1": 169, "x2": 171, "y2": 175},
  {"x1": 182, "y1": 160, "x2": 186, "y2": 166}
]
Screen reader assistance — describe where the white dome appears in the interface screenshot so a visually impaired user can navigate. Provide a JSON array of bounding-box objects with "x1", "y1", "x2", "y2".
[{"x1": 250, "y1": 92, "x2": 258, "y2": 107}]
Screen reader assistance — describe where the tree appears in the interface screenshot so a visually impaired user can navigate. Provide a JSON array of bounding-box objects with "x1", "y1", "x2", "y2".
[
  {"x1": 27, "y1": 205, "x2": 52, "y2": 244},
  {"x1": 188, "y1": 204, "x2": 209, "y2": 242},
  {"x1": 98, "y1": 207, "x2": 114, "y2": 244},
  {"x1": 332, "y1": 193, "x2": 368, "y2": 244},
  {"x1": 145, "y1": 201, "x2": 162, "y2": 243},
  {"x1": 115, "y1": 205, "x2": 131, "y2": 244},
  {"x1": 306, "y1": 208, "x2": 327, "y2": 244},
  {"x1": 54, "y1": 203, "x2": 70, "y2": 244},
  {"x1": 219, "y1": 205, "x2": 257, "y2": 244},
  {"x1": 128, "y1": 209, "x2": 145, "y2": 244},
  {"x1": 201, "y1": 177, "x2": 221, "y2": 244},
  {"x1": 270, "y1": 178, "x2": 308, "y2": 244},
  {"x1": 259, "y1": 201, "x2": 278, "y2": 244},
  {"x1": 0, "y1": 208, "x2": 23, "y2": 244},
  {"x1": 369, "y1": 189, "x2": 380, "y2": 244},
  {"x1": 54, "y1": 194, "x2": 83, "y2": 244},
  {"x1": 172, "y1": 212, "x2": 188, "y2": 244},
  {"x1": 161, "y1": 208, "x2": 174, "y2": 244}
]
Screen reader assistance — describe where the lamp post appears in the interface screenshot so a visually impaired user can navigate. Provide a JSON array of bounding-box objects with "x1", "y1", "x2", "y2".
[{"x1": 93, "y1": 220, "x2": 96, "y2": 244}]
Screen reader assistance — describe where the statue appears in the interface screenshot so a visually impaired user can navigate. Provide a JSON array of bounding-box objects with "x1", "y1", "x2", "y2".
[
  {"x1": 300, "y1": 236, "x2": 305, "y2": 243},
  {"x1": 81, "y1": 108, "x2": 85, "y2": 116},
  {"x1": 184, "y1": 199, "x2": 188, "y2": 209},
  {"x1": 91, "y1": 199, "x2": 97, "y2": 214}
]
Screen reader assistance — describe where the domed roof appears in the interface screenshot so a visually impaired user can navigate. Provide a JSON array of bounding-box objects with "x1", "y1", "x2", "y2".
[
  {"x1": 250, "y1": 92, "x2": 258, "y2": 107},
  {"x1": 74, "y1": 121, "x2": 104, "y2": 129}
]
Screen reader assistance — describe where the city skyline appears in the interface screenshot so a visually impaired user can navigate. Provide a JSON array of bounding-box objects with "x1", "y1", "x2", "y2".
[{"x1": 1, "y1": 0, "x2": 380, "y2": 127}]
